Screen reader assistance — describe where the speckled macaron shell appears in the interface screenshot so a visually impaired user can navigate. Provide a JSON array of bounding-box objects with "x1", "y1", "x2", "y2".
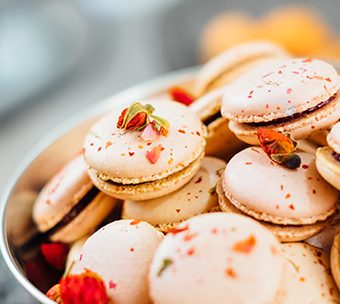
[
  {"x1": 228, "y1": 96, "x2": 340, "y2": 145},
  {"x1": 223, "y1": 147, "x2": 338, "y2": 225},
  {"x1": 216, "y1": 178, "x2": 327, "y2": 242},
  {"x1": 330, "y1": 233, "x2": 340, "y2": 290},
  {"x1": 149, "y1": 213, "x2": 284, "y2": 304},
  {"x1": 194, "y1": 41, "x2": 288, "y2": 96},
  {"x1": 64, "y1": 236, "x2": 88, "y2": 275},
  {"x1": 122, "y1": 157, "x2": 226, "y2": 232},
  {"x1": 328, "y1": 122, "x2": 340, "y2": 154},
  {"x1": 84, "y1": 100, "x2": 206, "y2": 185},
  {"x1": 221, "y1": 58, "x2": 339, "y2": 123},
  {"x1": 33, "y1": 155, "x2": 95, "y2": 232},
  {"x1": 316, "y1": 147, "x2": 340, "y2": 190},
  {"x1": 72, "y1": 220, "x2": 163, "y2": 304},
  {"x1": 280, "y1": 243, "x2": 340, "y2": 303}
]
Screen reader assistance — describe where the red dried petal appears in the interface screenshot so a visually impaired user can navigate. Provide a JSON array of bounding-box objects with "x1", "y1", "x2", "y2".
[
  {"x1": 169, "y1": 86, "x2": 195, "y2": 106},
  {"x1": 41, "y1": 243, "x2": 69, "y2": 271},
  {"x1": 47, "y1": 284, "x2": 62, "y2": 303},
  {"x1": 126, "y1": 112, "x2": 148, "y2": 130},
  {"x1": 232, "y1": 235, "x2": 256, "y2": 254},
  {"x1": 141, "y1": 122, "x2": 160, "y2": 141},
  {"x1": 146, "y1": 145, "x2": 163, "y2": 164},
  {"x1": 117, "y1": 108, "x2": 128, "y2": 128},
  {"x1": 167, "y1": 224, "x2": 189, "y2": 235}
]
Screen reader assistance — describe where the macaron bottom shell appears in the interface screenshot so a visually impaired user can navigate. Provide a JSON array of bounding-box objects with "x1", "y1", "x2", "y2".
[
  {"x1": 88, "y1": 155, "x2": 203, "y2": 201},
  {"x1": 216, "y1": 178, "x2": 327, "y2": 242},
  {"x1": 316, "y1": 146, "x2": 340, "y2": 190}
]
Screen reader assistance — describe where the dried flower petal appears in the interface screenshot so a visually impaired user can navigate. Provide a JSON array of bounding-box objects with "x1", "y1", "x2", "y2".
[
  {"x1": 141, "y1": 122, "x2": 160, "y2": 141},
  {"x1": 47, "y1": 284, "x2": 62, "y2": 303},
  {"x1": 232, "y1": 235, "x2": 256, "y2": 254},
  {"x1": 157, "y1": 258, "x2": 174, "y2": 277},
  {"x1": 41, "y1": 243, "x2": 69, "y2": 271},
  {"x1": 257, "y1": 128, "x2": 300, "y2": 169},
  {"x1": 168, "y1": 86, "x2": 195, "y2": 106},
  {"x1": 151, "y1": 115, "x2": 170, "y2": 136},
  {"x1": 146, "y1": 145, "x2": 163, "y2": 164}
]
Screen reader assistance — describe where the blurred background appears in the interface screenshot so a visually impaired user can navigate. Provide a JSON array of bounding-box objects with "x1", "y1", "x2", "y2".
[{"x1": 1, "y1": 0, "x2": 340, "y2": 302}]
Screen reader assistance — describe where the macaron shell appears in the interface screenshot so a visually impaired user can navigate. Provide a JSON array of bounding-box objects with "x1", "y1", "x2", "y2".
[
  {"x1": 195, "y1": 41, "x2": 288, "y2": 96},
  {"x1": 72, "y1": 220, "x2": 163, "y2": 304},
  {"x1": 330, "y1": 233, "x2": 340, "y2": 290},
  {"x1": 149, "y1": 213, "x2": 284, "y2": 304},
  {"x1": 280, "y1": 243, "x2": 340, "y2": 303},
  {"x1": 328, "y1": 122, "x2": 340, "y2": 153},
  {"x1": 221, "y1": 58, "x2": 339, "y2": 123},
  {"x1": 64, "y1": 236, "x2": 88, "y2": 274},
  {"x1": 50, "y1": 192, "x2": 117, "y2": 243},
  {"x1": 33, "y1": 155, "x2": 93, "y2": 232},
  {"x1": 84, "y1": 100, "x2": 206, "y2": 184},
  {"x1": 88, "y1": 155, "x2": 202, "y2": 201},
  {"x1": 316, "y1": 147, "x2": 340, "y2": 190},
  {"x1": 228, "y1": 93, "x2": 340, "y2": 145},
  {"x1": 122, "y1": 157, "x2": 226, "y2": 228},
  {"x1": 216, "y1": 178, "x2": 326, "y2": 242},
  {"x1": 223, "y1": 147, "x2": 338, "y2": 225}
]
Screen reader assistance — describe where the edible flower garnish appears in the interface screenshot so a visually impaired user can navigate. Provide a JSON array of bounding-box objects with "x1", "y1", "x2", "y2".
[
  {"x1": 117, "y1": 102, "x2": 169, "y2": 136},
  {"x1": 257, "y1": 128, "x2": 301, "y2": 169},
  {"x1": 232, "y1": 235, "x2": 256, "y2": 254},
  {"x1": 41, "y1": 243, "x2": 69, "y2": 271},
  {"x1": 168, "y1": 86, "x2": 195, "y2": 106},
  {"x1": 46, "y1": 269, "x2": 109, "y2": 304},
  {"x1": 146, "y1": 145, "x2": 163, "y2": 164}
]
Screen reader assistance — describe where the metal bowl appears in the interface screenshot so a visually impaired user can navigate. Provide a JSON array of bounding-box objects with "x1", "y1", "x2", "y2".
[{"x1": 0, "y1": 68, "x2": 196, "y2": 303}]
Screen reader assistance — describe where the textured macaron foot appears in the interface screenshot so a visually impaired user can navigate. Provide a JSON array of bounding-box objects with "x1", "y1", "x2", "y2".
[
  {"x1": 149, "y1": 213, "x2": 284, "y2": 304},
  {"x1": 84, "y1": 100, "x2": 206, "y2": 201},
  {"x1": 331, "y1": 233, "x2": 340, "y2": 291}
]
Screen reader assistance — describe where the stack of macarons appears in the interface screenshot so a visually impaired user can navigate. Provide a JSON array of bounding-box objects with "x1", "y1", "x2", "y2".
[{"x1": 27, "y1": 41, "x2": 340, "y2": 303}]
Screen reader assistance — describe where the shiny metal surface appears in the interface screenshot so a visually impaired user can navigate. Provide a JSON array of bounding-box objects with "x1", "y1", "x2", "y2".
[{"x1": 0, "y1": 67, "x2": 196, "y2": 303}]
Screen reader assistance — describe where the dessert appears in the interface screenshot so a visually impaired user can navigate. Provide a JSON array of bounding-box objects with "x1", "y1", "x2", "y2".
[
  {"x1": 122, "y1": 157, "x2": 225, "y2": 232},
  {"x1": 32, "y1": 155, "x2": 117, "y2": 243},
  {"x1": 331, "y1": 233, "x2": 340, "y2": 290},
  {"x1": 83, "y1": 100, "x2": 206, "y2": 200}
]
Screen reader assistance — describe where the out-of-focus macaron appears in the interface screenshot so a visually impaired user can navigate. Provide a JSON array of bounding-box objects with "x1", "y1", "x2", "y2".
[
  {"x1": 149, "y1": 213, "x2": 284, "y2": 304},
  {"x1": 84, "y1": 100, "x2": 206, "y2": 201},
  {"x1": 222, "y1": 58, "x2": 340, "y2": 145},
  {"x1": 217, "y1": 147, "x2": 338, "y2": 241},
  {"x1": 122, "y1": 157, "x2": 225, "y2": 232},
  {"x1": 280, "y1": 243, "x2": 340, "y2": 303},
  {"x1": 316, "y1": 121, "x2": 340, "y2": 190},
  {"x1": 331, "y1": 233, "x2": 340, "y2": 290},
  {"x1": 72, "y1": 220, "x2": 163, "y2": 304},
  {"x1": 32, "y1": 155, "x2": 117, "y2": 243}
]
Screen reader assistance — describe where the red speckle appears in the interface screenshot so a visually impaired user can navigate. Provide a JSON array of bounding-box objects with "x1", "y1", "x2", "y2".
[
  {"x1": 292, "y1": 71, "x2": 299, "y2": 74},
  {"x1": 251, "y1": 148, "x2": 260, "y2": 153},
  {"x1": 325, "y1": 77, "x2": 331, "y2": 82},
  {"x1": 129, "y1": 152, "x2": 135, "y2": 157},
  {"x1": 176, "y1": 209, "x2": 181, "y2": 213},
  {"x1": 183, "y1": 232, "x2": 197, "y2": 242},
  {"x1": 146, "y1": 145, "x2": 163, "y2": 164},
  {"x1": 245, "y1": 162, "x2": 252, "y2": 165},
  {"x1": 311, "y1": 125, "x2": 315, "y2": 129},
  {"x1": 97, "y1": 147, "x2": 102, "y2": 152},
  {"x1": 313, "y1": 189, "x2": 316, "y2": 194},
  {"x1": 211, "y1": 228, "x2": 218, "y2": 235},
  {"x1": 232, "y1": 235, "x2": 256, "y2": 254},
  {"x1": 285, "y1": 193, "x2": 291, "y2": 199},
  {"x1": 109, "y1": 280, "x2": 117, "y2": 289},
  {"x1": 248, "y1": 90, "x2": 254, "y2": 98},
  {"x1": 276, "y1": 106, "x2": 280, "y2": 110},
  {"x1": 168, "y1": 224, "x2": 189, "y2": 235},
  {"x1": 105, "y1": 141, "x2": 112, "y2": 148},
  {"x1": 302, "y1": 164, "x2": 309, "y2": 169},
  {"x1": 79, "y1": 254, "x2": 83, "y2": 261},
  {"x1": 82, "y1": 148, "x2": 86, "y2": 154},
  {"x1": 178, "y1": 129, "x2": 186, "y2": 134},
  {"x1": 187, "y1": 247, "x2": 195, "y2": 256},
  {"x1": 130, "y1": 247, "x2": 134, "y2": 252},
  {"x1": 196, "y1": 131, "x2": 201, "y2": 136},
  {"x1": 288, "y1": 100, "x2": 292, "y2": 104},
  {"x1": 289, "y1": 204, "x2": 295, "y2": 210},
  {"x1": 278, "y1": 70, "x2": 283, "y2": 74},
  {"x1": 270, "y1": 246, "x2": 278, "y2": 255},
  {"x1": 280, "y1": 185, "x2": 284, "y2": 190},
  {"x1": 130, "y1": 219, "x2": 141, "y2": 225},
  {"x1": 302, "y1": 58, "x2": 313, "y2": 63},
  {"x1": 287, "y1": 88, "x2": 293, "y2": 94},
  {"x1": 168, "y1": 86, "x2": 195, "y2": 106},
  {"x1": 275, "y1": 205, "x2": 279, "y2": 209},
  {"x1": 90, "y1": 143, "x2": 94, "y2": 146},
  {"x1": 265, "y1": 104, "x2": 269, "y2": 109},
  {"x1": 225, "y1": 267, "x2": 237, "y2": 278},
  {"x1": 194, "y1": 176, "x2": 202, "y2": 184},
  {"x1": 147, "y1": 142, "x2": 152, "y2": 146}
]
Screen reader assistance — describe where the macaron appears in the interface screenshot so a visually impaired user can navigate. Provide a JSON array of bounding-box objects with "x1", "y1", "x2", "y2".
[
  {"x1": 222, "y1": 58, "x2": 340, "y2": 145},
  {"x1": 64, "y1": 236, "x2": 88, "y2": 275},
  {"x1": 122, "y1": 157, "x2": 226, "y2": 232},
  {"x1": 331, "y1": 233, "x2": 340, "y2": 290},
  {"x1": 72, "y1": 220, "x2": 163, "y2": 304},
  {"x1": 32, "y1": 155, "x2": 117, "y2": 243},
  {"x1": 217, "y1": 147, "x2": 339, "y2": 241},
  {"x1": 149, "y1": 213, "x2": 284, "y2": 304},
  {"x1": 280, "y1": 243, "x2": 340, "y2": 303},
  {"x1": 84, "y1": 100, "x2": 206, "y2": 201},
  {"x1": 316, "y1": 121, "x2": 340, "y2": 190}
]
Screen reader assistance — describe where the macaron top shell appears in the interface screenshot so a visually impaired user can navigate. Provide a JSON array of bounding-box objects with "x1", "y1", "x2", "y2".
[
  {"x1": 123, "y1": 157, "x2": 226, "y2": 225},
  {"x1": 221, "y1": 58, "x2": 339, "y2": 123},
  {"x1": 149, "y1": 213, "x2": 284, "y2": 304},
  {"x1": 195, "y1": 41, "x2": 288, "y2": 96},
  {"x1": 223, "y1": 147, "x2": 338, "y2": 224},
  {"x1": 33, "y1": 155, "x2": 93, "y2": 232},
  {"x1": 84, "y1": 100, "x2": 206, "y2": 183},
  {"x1": 72, "y1": 220, "x2": 163, "y2": 304},
  {"x1": 280, "y1": 243, "x2": 340, "y2": 303},
  {"x1": 327, "y1": 122, "x2": 340, "y2": 154}
]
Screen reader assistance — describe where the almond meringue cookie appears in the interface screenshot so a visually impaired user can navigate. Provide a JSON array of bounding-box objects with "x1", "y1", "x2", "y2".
[
  {"x1": 122, "y1": 157, "x2": 225, "y2": 232},
  {"x1": 217, "y1": 147, "x2": 338, "y2": 241},
  {"x1": 280, "y1": 243, "x2": 340, "y2": 303},
  {"x1": 149, "y1": 213, "x2": 284, "y2": 304},
  {"x1": 316, "y1": 121, "x2": 340, "y2": 190},
  {"x1": 331, "y1": 233, "x2": 340, "y2": 291},
  {"x1": 83, "y1": 100, "x2": 206, "y2": 201},
  {"x1": 222, "y1": 58, "x2": 340, "y2": 145},
  {"x1": 72, "y1": 220, "x2": 163, "y2": 304}
]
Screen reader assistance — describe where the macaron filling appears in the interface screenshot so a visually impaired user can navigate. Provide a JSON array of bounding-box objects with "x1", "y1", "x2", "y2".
[
  {"x1": 247, "y1": 93, "x2": 337, "y2": 127},
  {"x1": 332, "y1": 151, "x2": 340, "y2": 162},
  {"x1": 202, "y1": 111, "x2": 222, "y2": 126}
]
